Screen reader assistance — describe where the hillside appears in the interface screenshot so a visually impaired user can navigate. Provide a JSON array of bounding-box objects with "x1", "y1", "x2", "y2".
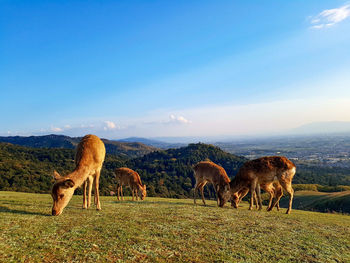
[
  {"x1": 117, "y1": 137, "x2": 185, "y2": 149},
  {"x1": 1, "y1": 191, "x2": 349, "y2": 263},
  {"x1": 0, "y1": 134, "x2": 157, "y2": 158},
  {"x1": 126, "y1": 143, "x2": 247, "y2": 198},
  {"x1": 279, "y1": 190, "x2": 350, "y2": 214},
  {"x1": 0, "y1": 142, "x2": 124, "y2": 195},
  {"x1": 0, "y1": 142, "x2": 247, "y2": 198}
]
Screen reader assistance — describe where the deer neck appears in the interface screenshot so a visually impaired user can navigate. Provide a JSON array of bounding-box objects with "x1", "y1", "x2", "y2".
[
  {"x1": 67, "y1": 166, "x2": 91, "y2": 189},
  {"x1": 135, "y1": 183, "x2": 143, "y2": 191}
]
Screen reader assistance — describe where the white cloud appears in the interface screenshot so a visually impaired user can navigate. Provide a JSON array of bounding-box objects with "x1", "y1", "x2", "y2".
[
  {"x1": 310, "y1": 3, "x2": 350, "y2": 29},
  {"x1": 169, "y1": 114, "x2": 192, "y2": 124},
  {"x1": 103, "y1": 121, "x2": 118, "y2": 130},
  {"x1": 51, "y1": 126, "x2": 63, "y2": 132}
]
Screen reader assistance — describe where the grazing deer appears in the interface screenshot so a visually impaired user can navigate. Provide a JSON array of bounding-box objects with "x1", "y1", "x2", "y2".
[
  {"x1": 115, "y1": 167, "x2": 147, "y2": 201},
  {"x1": 229, "y1": 156, "x2": 295, "y2": 214},
  {"x1": 231, "y1": 181, "x2": 283, "y2": 211},
  {"x1": 51, "y1": 134, "x2": 106, "y2": 216},
  {"x1": 193, "y1": 161, "x2": 231, "y2": 207}
]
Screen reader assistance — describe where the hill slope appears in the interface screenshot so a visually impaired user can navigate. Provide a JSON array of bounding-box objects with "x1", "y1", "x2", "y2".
[
  {"x1": 126, "y1": 143, "x2": 247, "y2": 198},
  {"x1": 117, "y1": 137, "x2": 185, "y2": 149},
  {"x1": 280, "y1": 190, "x2": 350, "y2": 214},
  {"x1": 0, "y1": 142, "x2": 124, "y2": 194},
  {"x1": 0, "y1": 142, "x2": 246, "y2": 198},
  {"x1": 0, "y1": 134, "x2": 157, "y2": 158},
  {"x1": 1, "y1": 191, "x2": 349, "y2": 263}
]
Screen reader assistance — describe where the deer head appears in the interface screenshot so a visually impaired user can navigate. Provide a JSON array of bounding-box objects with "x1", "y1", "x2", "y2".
[
  {"x1": 51, "y1": 170, "x2": 75, "y2": 216},
  {"x1": 140, "y1": 184, "x2": 147, "y2": 200},
  {"x1": 230, "y1": 192, "x2": 240, "y2": 208},
  {"x1": 217, "y1": 184, "x2": 231, "y2": 207}
]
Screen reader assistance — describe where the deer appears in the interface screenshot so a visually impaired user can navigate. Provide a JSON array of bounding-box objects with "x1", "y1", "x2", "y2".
[
  {"x1": 231, "y1": 181, "x2": 283, "y2": 211},
  {"x1": 51, "y1": 134, "x2": 106, "y2": 216},
  {"x1": 114, "y1": 167, "x2": 147, "y2": 201},
  {"x1": 229, "y1": 156, "x2": 295, "y2": 214},
  {"x1": 193, "y1": 161, "x2": 231, "y2": 207}
]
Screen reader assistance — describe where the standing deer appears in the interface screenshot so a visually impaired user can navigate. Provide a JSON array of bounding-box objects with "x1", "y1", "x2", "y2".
[
  {"x1": 229, "y1": 156, "x2": 295, "y2": 214},
  {"x1": 51, "y1": 134, "x2": 106, "y2": 216},
  {"x1": 193, "y1": 161, "x2": 231, "y2": 207},
  {"x1": 115, "y1": 167, "x2": 147, "y2": 201},
  {"x1": 231, "y1": 181, "x2": 283, "y2": 211}
]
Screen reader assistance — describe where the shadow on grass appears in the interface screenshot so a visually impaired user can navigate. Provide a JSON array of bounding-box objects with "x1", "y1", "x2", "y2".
[
  {"x1": 0, "y1": 206, "x2": 50, "y2": 216},
  {"x1": 110, "y1": 199, "x2": 222, "y2": 208}
]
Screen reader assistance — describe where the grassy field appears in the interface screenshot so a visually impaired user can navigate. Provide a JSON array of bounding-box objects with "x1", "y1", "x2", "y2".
[
  {"x1": 1, "y1": 191, "x2": 349, "y2": 263},
  {"x1": 279, "y1": 191, "x2": 350, "y2": 214}
]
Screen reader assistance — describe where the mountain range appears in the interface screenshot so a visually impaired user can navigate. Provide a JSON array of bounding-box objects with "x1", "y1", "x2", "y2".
[{"x1": 0, "y1": 134, "x2": 157, "y2": 158}]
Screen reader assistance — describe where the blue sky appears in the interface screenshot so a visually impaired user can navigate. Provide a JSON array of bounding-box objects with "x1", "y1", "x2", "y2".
[{"x1": 1, "y1": 0, "x2": 350, "y2": 139}]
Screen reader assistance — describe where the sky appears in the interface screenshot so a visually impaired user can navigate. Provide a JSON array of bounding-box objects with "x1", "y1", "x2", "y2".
[{"x1": 1, "y1": 0, "x2": 350, "y2": 139}]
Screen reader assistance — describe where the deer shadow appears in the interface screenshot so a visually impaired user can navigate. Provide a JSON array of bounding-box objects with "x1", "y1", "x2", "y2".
[{"x1": 0, "y1": 206, "x2": 50, "y2": 216}]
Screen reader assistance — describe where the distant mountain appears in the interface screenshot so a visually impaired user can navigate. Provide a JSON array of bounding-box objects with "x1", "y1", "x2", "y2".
[
  {"x1": 0, "y1": 134, "x2": 77, "y2": 148},
  {"x1": 291, "y1": 121, "x2": 350, "y2": 135},
  {"x1": 117, "y1": 137, "x2": 185, "y2": 149},
  {"x1": 0, "y1": 134, "x2": 157, "y2": 158}
]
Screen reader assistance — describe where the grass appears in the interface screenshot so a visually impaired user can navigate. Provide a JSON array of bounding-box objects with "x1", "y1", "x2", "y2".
[
  {"x1": 279, "y1": 190, "x2": 350, "y2": 214},
  {"x1": 0, "y1": 191, "x2": 349, "y2": 263}
]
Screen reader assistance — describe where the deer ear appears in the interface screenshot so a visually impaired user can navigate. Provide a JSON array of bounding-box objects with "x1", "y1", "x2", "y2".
[
  {"x1": 61, "y1": 179, "x2": 75, "y2": 189},
  {"x1": 53, "y1": 170, "x2": 61, "y2": 180},
  {"x1": 143, "y1": 184, "x2": 146, "y2": 190}
]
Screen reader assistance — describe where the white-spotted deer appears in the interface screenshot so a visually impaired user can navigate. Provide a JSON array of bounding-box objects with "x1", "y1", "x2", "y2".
[
  {"x1": 51, "y1": 134, "x2": 106, "y2": 216},
  {"x1": 114, "y1": 167, "x2": 147, "y2": 201},
  {"x1": 229, "y1": 156, "x2": 295, "y2": 214},
  {"x1": 231, "y1": 181, "x2": 283, "y2": 211},
  {"x1": 193, "y1": 161, "x2": 231, "y2": 207}
]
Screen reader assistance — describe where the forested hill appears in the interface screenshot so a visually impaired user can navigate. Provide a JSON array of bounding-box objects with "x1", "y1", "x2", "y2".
[
  {"x1": 1, "y1": 141, "x2": 350, "y2": 198},
  {"x1": 0, "y1": 142, "x2": 246, "y2": 197},
  {"x1": 0, "y1": 142, "x2": 124, "y2": 194},
  {"x1": 126, "y1": 143, "x2": 247, "y2": 198},
  {"x1": 0, "y1": 134, "x2": 157, "y2": 158}
]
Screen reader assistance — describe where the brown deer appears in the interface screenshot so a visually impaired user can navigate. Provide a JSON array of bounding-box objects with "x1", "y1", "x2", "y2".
[
  {"x1": 193, "y1": 161, "x2": 231, "y2": 207},
  {"x1": 229, "y1": 156, "x2": 295, "y2": 214},
  {"x1": 115, "y1": 167, "x2": 147, "y2": 201},
  {"x1": 231, "y1": 181, "x2": 283, "y2": 211},
  {"x1": 51, "y1": 134, "x2": 106, "y2": 216}
]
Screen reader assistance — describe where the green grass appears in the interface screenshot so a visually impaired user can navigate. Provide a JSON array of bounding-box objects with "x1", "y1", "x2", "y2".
[
  {"x1": 1, "y1": 191, "x2": 349, "y2": 263},
  {"x1": 279, "y1": 191, "x2": 350, "y2": 214}
]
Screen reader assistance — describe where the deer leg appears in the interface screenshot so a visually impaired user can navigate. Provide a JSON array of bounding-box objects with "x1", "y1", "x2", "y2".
[
  {"x1": 193, "y1": 185, "x2": 198, "y2": 205},
  {"x1": 284, "y1": 182, "x2": 293, "y2": 214},
  {"x1": 237, "y1": 188, "x2": 249, "y2": 207},
  {"x1": 87, "y1": 176, "x2": 93, "y2": 208},
  {"x1": 136, "y1": 189, "x2": 139, "y2": 201},
  {"x1": 249, "y1": 180, "x2": 258, "y2": 210},
  {"x1": 83, "y1": 180, "x2": 87, "y2": 209},
  {"x1": 253, "y1": 190, "x2": 258, "y2": 209},
  {"x1": 94, "y1": 170, "x2": 101, "y2": 210},
  {"x1": 117, "y1": 184, "x2": 120, "y2": 201},
  {"x1": 274, "y1": 180, "x2": 293, "y2": 214},
  {"x1": 267, "y1": 193, "x2": 273, "y2": 211},
  {"x1": 132, "y1": 187, "x2": 135, "y2": 201},
  {"x1": 266, "y1": 188, "x2": 275, "y2": 211},
  {"x1": 120, "y1": 185, "x2": 124, "y2": 201},
  {"x1": 200, "y1": 183, "x2": 207, "y2": 206},
  {"x1": 275, "y1": 188, "x2": 283, "y2": 211},
  {"x1": 255, "y1": 183, "x2": 262, "y2": 210}
]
